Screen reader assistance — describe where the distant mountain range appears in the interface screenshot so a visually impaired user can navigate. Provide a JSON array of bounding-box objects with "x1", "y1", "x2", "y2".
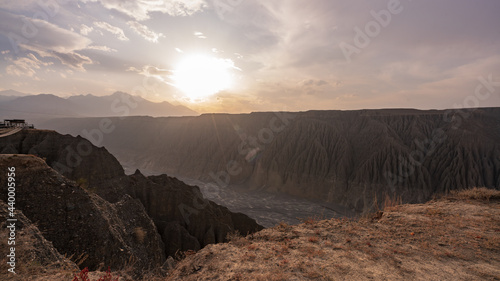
[
  {"x1": 0, "y1": 89, "x2": 29, "y2": 103},
  {"x1": 0, "y1": 90, "x2": 198, "y2": 122}
]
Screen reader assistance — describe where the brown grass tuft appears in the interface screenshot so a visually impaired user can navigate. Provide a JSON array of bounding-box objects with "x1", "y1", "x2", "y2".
[
  {"x1": 383, "y1": 194, "x2": 402, "y2": 210},
  {"x1": 134, "y1": 227, "x2": 146, "y2": 244},
  {"x1": 226, "y1": 230, "x2": 250, "y2": 247},
  {"x1": 308, "y1": 236, "x2": 319, "y2": 243},
  {"x1": 276, "y1": 221, "x2": 292, "y2": 232},
  {"x1": 448, "y1": 187, "x2": 500, "y2": 201}
]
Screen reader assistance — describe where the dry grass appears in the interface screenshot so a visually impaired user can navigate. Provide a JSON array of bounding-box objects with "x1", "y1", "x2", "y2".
[
  {"x1": 382, "y1": 194, "x2": 402, "y2": 211},
  {"x1": 167, "y1": 187, "x2": 500, "y2": 281},
  {"x1": 446, "y1": 187, "x2": 500, "y2": 201},
  {"x1": 0, "y1": 226, "x2": 78, "y2": 280},
  {"x1": 276, "y1": 221, "x2": 292, "y2": 232},
  {"x1": 133, "y1": 227, "x2": 146, "y2": 244},
  {"x1": 225, "y1": 230, "x2": 250, "y2": 247},
  {"x1": 307, "y1": 236, "x2": 319, "y2": 243}
]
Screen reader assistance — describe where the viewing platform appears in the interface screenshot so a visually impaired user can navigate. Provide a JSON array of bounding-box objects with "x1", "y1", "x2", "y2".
[
  {"x1": 0, "y1": 119, "x2": 34, "y2": 138},
  {"x1": 0, "y1": 119, "x2": 34, "y2": 129}
]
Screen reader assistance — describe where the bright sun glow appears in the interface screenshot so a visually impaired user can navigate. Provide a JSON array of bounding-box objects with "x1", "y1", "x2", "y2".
[{"x1": 173, "y1": 55, "x2": 235, "y2": 101}]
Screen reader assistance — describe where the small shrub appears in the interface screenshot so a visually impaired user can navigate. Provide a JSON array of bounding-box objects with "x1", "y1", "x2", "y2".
[
  {"x1": 276, "y1": 221, "x2": 291, "y2": 232},
  {"x1": 97, "y1": 267, "x2": 119, "y2": 281},
  {"x1": 308, "y1": 236, "x2": 319, "y2": 243},
  {"x1": 383, "y1": 194, "x2": 402, "y2": 211},
  {"x1": 226, "y1": 230, "x2": 241, "y2": 242},
  {"x1": 72, "y1": 267, "x2": 119, "y2": 281},
  {"x1": 226, "y1": 230, "x2": 249, "y2": 247},
  {"x1": 76, "y1": 178, "x2": 89, "y2": 189},
  {"x1": 73, "y1": 267, "x2": 89, "y2": 281},
  {"x1": 303, "y1": 217, "x2": 316, "y2": 225}
]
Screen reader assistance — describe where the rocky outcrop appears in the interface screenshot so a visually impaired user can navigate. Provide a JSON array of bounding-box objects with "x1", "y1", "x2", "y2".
[
  {"x1": 0, "y1": 130, "x2": 263, "y2": 261},
  {"x1": 98, "y1": 170, "x2": 264, "y2": 257},
  {"x1": 0, "y1": 130, "x2": 124, "y2": 187},
  {"x1": 0, "y1": 200, "x2": 78, "y2": 275},
  {"x1": 0, "y1": 155, "x2": 165, "y2": 272},
  {"x1": 41, "y1": 108, "x2": 500, "y2": 212}
]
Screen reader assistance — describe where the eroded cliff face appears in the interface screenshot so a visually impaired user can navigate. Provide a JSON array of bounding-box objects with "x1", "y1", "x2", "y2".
[
  {"x1": 249, "y1": 109, "x2": 500, "y2": 211},
  {"x1": 41, "y1": 108, "x2": 500, "y2": 212},
  {"x1": 0, "y1": 200, "x2": 79, "y2": 275},
  {"x1": 96, "y1": 170, "x2": 264, "y2": 257},
  {"x1": 0, "y1": 130, "x2": 124, "y2": 187},
  {"x1": 0, "y1": 130, "x2": 263, "y2": 263},
  {"x1": 0, "y1": 155, "x2": 165, "y2": 273}
]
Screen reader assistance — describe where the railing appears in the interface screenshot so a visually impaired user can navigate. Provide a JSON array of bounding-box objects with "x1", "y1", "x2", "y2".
[{"x1": 0, "y1": 124, "x2": 35, "y2": 129}]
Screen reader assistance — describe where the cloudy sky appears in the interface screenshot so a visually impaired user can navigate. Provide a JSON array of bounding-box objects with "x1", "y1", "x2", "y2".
[{"x1": 0, "y1": 0, "x2": 499, "y2": 113}]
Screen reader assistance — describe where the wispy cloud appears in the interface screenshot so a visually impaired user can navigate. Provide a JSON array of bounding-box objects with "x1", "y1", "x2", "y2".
[
  {"x1": 86, "y1": 45, "x2": 117, "y2": 52},
  {"x1": 127, "y1": 21, "x2": 165, "y2": 43},
  {"x1": 0, "y1": 10, "x2": 93, "y2": 72},
  {"x1": 194, "y1": 31, "x2": 206, "y2": 39},
  {"x1": 128, "y1": 65, "x2": 172, "y2": 80},
  {"x1": 6, "y1": 53, "x2": 52, "y2": 78},
  {"x1": 82, "y1": 0, "x2": 207, "y2": 21},
  {"x1": 0, "y1": 10, "x2": 91, "y2": 54},
  {"x1": 80, "y1": 24, "x2": 94, "y2": 36},
  {"x1": 19, "y1": 45, "x2": 93, "y2": 71},
  {"x1": 94, "y1": 21, "x2": 129, "y2": 41}
]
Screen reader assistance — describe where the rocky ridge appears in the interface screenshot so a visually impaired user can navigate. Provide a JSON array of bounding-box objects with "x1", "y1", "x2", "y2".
[
  {"x1": 0, "y1": 199, "x2": 78, "y2": 279},
  {"x1": 0, "y1": 130, "x2": 263, "y2": 275},
  {"x1": 0, "y1": 155, "x2": 165, "y2": 274}
]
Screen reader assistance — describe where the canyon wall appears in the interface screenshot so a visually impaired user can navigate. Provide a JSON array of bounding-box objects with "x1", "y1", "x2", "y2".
[{"x1": 41, "y1": 108, "x2": 500, "y2": 211}]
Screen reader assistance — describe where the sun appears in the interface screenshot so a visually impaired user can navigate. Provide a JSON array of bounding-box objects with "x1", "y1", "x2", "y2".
[{"x1": 172, "y1": 54, "x2": 236, "y2": 101}]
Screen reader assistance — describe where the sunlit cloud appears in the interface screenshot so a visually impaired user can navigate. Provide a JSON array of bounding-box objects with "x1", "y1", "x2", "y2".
[
  {"x1": 127, "y1": 21, "x2": 165, "y2": 43},
  {"x1": 0, "y1": 9, "x2": 93, "y2": 74},
  {"x1": 86, "y1": 45, "x2": 117, "y2": 52},
  {"x1": 127, "y1": 65, "x2": 172, "y2": 82},
  {"x1": 80, "y1": 24, "x2": 94, "y2": 36},
  {"x1": 0, "y1": 10, "x2": 91, "y2": 54},
  {"x1": 94, "y1": 21, "x2": 129, "y2": 41},
  {"x1": 6, "y1": 53, "x2": 52, "y2": 78},
  {"x1": 81, "y1": 0, "x2": 208, "y2": 21},
  {"x1": 194, "y1": 32, "x2": 206, "y2": 39},
  {"x1": 20, "y1": 45, "x2": 93, "y2": 71}
]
